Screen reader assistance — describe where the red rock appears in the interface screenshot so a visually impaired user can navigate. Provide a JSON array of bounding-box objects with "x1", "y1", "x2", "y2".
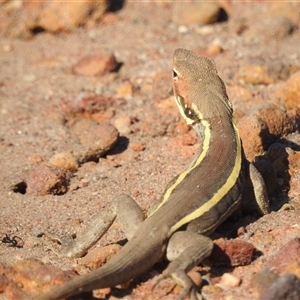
[
  {"x1": 26, "y1": 163, "x2": 72, "y2": 196},
  {"x1": 283, "y1": 70, "x2": 300, "y2": 113},
  {"x1": 172, "y1": 2, "x2": 222, "y2": 25},
  {"x1": 71, "y1": 119, "x2": 119, "y2": 163},
  {"x1": 0, "y1": 258, "x2": 76, "y2": 298},
  {"x1": 238, "y1": 60, "x2": 296, "y2": 85},
  {"x1": 238, "y1": 63, "x2": 273, "y2": 85},
  {"x1": 73, "y1": 53, "x2": 117, "y2": 77},
  {"x1": 2, "y1": 0, "x2": 107, "y2": 38},
  {"x1": 266, "y1": 238, "x2": 300, "y2": 273},
  {"x1": 255, "y1": 103, "x2": 295, "y2": 137},
  {"x1": 287, "y1": 150, "x2": 300, "y2": 199},
  {"x1": 238, "y1": 114, "x2": 267, "y2": 161},
  {"x1": 131, "y1": 143, "x2": 146, "y2": 152},
  {"x1": 80, "y1": 244, "x2": 122, "y2": 270},
  {"x1": 211, "y1": 238, "x2": 256, "y2": 267},
  {"x1": 238, "y1": 104, "x2": 295, "y2": 161},
  {"x1": 30, "y1": 1, "x2": 106, "y2": 32}
]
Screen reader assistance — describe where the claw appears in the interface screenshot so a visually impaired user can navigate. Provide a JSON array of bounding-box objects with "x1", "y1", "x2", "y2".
[
  {"x1": 42, "y1": 232, "x2": 76, "y2": 258},
  {"x1": 151, "y1": 273, "x2": 168, "y2": 294},
  {"x1": 190, "y1": 288, "x2": 203, "y2": 300},
  {"x1": 152, "y1": 271, "x2": 203, "y2": 300}
]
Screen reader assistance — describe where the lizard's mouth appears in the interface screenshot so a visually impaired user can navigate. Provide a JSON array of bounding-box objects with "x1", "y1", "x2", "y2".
[{"x1": 175, "y1": 95, "x2": 201, "y2": 125}]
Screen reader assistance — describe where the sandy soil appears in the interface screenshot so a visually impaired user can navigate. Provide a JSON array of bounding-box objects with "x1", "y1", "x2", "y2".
[{"x1": 0, "y1": 2, "x2": 300, "y2": 300}]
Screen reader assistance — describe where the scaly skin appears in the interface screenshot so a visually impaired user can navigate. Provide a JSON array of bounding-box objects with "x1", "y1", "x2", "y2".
[{"x1": 40, "y1": 49, "x2": 268, "y2": 300}]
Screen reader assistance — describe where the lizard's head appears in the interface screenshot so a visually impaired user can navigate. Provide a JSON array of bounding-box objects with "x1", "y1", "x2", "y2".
[{"x1": 172, "y1": 48, "x2": 233, "y2": 126}]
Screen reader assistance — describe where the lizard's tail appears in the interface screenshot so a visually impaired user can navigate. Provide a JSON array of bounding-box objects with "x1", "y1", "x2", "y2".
[{"x1": 39, "y1": 232, "x2": 166, "y2": 300}]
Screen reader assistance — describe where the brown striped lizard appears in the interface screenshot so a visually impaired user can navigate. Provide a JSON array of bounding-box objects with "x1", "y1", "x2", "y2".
[{"x1": 40, "y1": 48, "x2": 269, "y2": 300}]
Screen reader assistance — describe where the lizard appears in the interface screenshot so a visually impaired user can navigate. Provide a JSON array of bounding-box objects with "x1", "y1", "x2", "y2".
[{"x1": 40, "y1": 48, "x2": 269, "y2": 300}]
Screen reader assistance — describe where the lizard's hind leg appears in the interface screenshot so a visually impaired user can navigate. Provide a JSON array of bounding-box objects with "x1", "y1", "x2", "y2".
[
  {"x1": 48, "y1": 194, "x2": 145, "y2": 258},
  {"x1": 154, "y1": 231, "x2": 213, "y2": 300}
]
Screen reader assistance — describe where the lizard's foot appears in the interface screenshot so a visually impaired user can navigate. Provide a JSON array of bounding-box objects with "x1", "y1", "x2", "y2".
[
  {"x1": 152, "y1": 270, "x2": 203, "y2": 300},
  {"x1": 43, "y1": 194, "x2": 145, "y2": 258},
  {"x1": 152, "y1": 231, "x2": 212, "y2": 300},
  {"x1": 43, "y1": 232, "x2": 76, "y2": 257}
]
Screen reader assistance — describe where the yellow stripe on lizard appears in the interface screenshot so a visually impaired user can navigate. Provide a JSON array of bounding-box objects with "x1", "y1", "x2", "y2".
[
  {"x1": 170, "y1": 122, "x2": 242, "y2": 233},
  {"x1": 148, "y1": 98, "x2": 211, "y2": 216}
]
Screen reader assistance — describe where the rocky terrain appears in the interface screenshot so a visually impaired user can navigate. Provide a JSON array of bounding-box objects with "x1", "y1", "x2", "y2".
[{"x1": 0, "y1": 1, "x2": 300, "y2": 299}]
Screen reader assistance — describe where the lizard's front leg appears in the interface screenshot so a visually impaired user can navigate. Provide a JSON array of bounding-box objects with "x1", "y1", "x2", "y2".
[
  {"x1": 48, "y1": 194, "x2": 144, "y2": 258},
  {"x1": 249, "y1": 163, "x2": 270, "y2": 215},
  {"x1": 155, "y1": 231, "x2": 213, "y2": 300}
]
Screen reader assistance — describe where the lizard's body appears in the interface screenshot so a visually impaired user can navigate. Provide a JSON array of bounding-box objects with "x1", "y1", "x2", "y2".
[{"x1": 40, "y1": 49, "x2": 268, "y2": 300}]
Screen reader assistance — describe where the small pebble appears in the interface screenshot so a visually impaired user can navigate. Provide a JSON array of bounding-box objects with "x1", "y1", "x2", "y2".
[
  {"x1": 219, "y1": 273, "x2": 241, "y2": 287},
  {"x1": 113, "y1": 116, "x2": 131, "y2": 135},
  {"x1": 73, "y1": 53, "x2": 117, "y2": 77},
  {"x1": 49, "y1": 152, "x2": 78, "y2": 171},
  {"x1": 187, "y1": 270, "x2": 202, "y2": 287}
]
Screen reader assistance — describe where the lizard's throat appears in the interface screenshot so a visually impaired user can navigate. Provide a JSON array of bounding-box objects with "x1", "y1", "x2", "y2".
[{"x1": 174, "y1": 95, "x2": 201, "y2": 125}]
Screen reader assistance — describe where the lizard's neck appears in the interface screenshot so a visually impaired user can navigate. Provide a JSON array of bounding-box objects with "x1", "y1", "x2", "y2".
[{"x1": 190, "y1": 104, "x2": 237, "y2": 169}]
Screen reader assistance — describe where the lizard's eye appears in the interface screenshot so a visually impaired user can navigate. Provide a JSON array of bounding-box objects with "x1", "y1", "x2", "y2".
[{"x1": 173, "y1": 70, "x2": 178, "y2": 80}]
